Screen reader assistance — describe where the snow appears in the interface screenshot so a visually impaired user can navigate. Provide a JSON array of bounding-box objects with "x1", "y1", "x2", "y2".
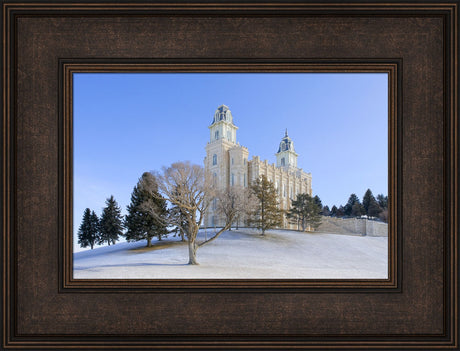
[{"x1": 73, "y1": 229, "x2": 388, "y2": 279}]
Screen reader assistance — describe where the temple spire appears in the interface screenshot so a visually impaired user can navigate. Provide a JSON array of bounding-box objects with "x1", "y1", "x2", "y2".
[{"x1": 285, "y1": 128, "x2": 288, "y2": 137}]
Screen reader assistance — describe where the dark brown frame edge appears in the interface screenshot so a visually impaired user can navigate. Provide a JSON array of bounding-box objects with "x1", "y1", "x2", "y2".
[
  {"x1": 60, "y1": 60, "x2": 399, "y2": 292},
  {"x1": 2, "y1": 1, "x2": 458, "y2": 350}
]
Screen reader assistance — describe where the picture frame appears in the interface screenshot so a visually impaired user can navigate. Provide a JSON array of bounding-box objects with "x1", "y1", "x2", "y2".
[{"x1": 2, "y1": 1, "x2": 457, "y2": 349}]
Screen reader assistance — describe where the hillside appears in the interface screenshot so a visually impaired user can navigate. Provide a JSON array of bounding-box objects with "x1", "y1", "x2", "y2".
[{"x1": 74, "y1": 229, "x2": 388, "y2": 279}]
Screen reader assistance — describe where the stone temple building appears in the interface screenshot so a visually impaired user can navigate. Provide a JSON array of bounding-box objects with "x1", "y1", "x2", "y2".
[{"x1": 204, "y1": 104, "x2": 312, "y2": 228}]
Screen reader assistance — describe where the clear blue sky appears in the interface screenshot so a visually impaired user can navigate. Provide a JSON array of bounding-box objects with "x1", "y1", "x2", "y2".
[{"x1": 74, "y1": 73, "x2": 388, "y2": 249}]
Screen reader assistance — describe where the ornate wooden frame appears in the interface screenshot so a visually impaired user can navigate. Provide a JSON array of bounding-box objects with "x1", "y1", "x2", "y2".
[{"x1": 2, "y1": 1, "x2": 458, "y2": 349}]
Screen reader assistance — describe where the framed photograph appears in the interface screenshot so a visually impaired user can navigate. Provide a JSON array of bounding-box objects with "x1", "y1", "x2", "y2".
[
  {"x1": 70, "y1": 69, "x2": 391, "y2": 281},
  {"x1": 2, "y1": 1, "x2": 458, "y2": 350}
]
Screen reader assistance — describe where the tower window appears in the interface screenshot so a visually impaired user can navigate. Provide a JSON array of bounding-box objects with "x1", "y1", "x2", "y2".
[
  {"x1": 281, "y1": 157, "x2": 285, "y2": 166},
  {"x1": 215, "y1": 131, "x2": 219, "y2": 140},
  {"x1": 231, "y1": 173, "x2": 234, "y2": 186},
  {"x1": 227, "y1": 131, "x2": 231, "y2": 141},
  {"x1": 231, "y1": 158, "x2": 234, "y2": 165},
  {"x1": 212, "y1": 154, "x2": 217, "y2": 165},
  {"x1": 244, "y1": 174, "x2": 246, "y2": 187},
  {"x1": 213, "y1": 173, "x2": 217, "y2": 185},
  {"x1": 244, "y1": 158, "x2": 246, "y2": 165}
]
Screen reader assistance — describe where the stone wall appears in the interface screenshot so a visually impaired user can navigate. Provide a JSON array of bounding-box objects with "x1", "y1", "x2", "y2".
[{"x1": 317, "y1": 217, "x2": 388, "y2": 237}]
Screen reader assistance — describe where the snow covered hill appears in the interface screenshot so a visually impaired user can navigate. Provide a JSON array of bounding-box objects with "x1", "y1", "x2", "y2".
[{"x1": 73, "y1": 229, "x2": 388, "y2": 279}]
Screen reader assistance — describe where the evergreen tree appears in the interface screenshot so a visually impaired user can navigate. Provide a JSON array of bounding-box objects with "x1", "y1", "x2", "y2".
[
  {"x1": 368, "y1": 199, "x2": 382, "y2": 218},
  {"x1": 98, "y1": 195, "x2": 124, "y2": 246},
  {"x1": 377, "y1": 194, "x2": 388, "y2": 209},
  {"x1": 344, "y1": 193, "x2": 360, "y2": 216},
  {"x1": 124, "y1": 173, "x2": 168, "y2": 247},
  {"x1": 330, "y1": 205, "x2": 338, "y2": 217},
  {"x1": 249, "y1": 175, "x2": 283, "y2": 235},
  {"x1": 287, "y1": 193, "x2": 322, "y2": 231},
  {"x1": 313, "y1": 195, "x2": 323, "y2": 210},
  {"x1": 321, "y1": 205, "x2": 331, "y2": 216},
  {"x1": 77, "y1": 208, "x2": 99, "y2": 250},
  {"x1": 362, "y1": 189, "x2": 375, "y2": 214},
  {"x1": 169, "y1": 187, "x2": 188, "y2": 242},
  {"x1": 351, "y1": 201, "x2": 365, "y2": 217},
  {"x1": 336, "y1": 205, "x2": 345, "y2": 217}
]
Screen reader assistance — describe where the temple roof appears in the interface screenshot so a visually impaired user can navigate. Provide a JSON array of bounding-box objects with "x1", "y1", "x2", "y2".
[
  {"x1": 211, "y1": 104, "x2": 234, "y2": 125},
  {"x1": 277, "y1": 129, "x2": 295, "y2": 153}
]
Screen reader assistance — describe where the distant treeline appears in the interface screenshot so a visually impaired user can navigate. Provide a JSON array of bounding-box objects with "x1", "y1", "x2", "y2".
[{"x1": 317, "y1": 189, "x2": 388, "y2": 222}]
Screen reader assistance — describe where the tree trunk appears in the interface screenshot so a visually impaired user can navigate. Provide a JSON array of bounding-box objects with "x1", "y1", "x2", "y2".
[
  {"x1": 147, "y1": 236, "x2": 152, "y2": 247},
  {"x1": 90, "y1": 243, "x2": 94, "y2": 250},
  {"x1": 188, "y1": 240, "x2": 199, "y2": 265}
]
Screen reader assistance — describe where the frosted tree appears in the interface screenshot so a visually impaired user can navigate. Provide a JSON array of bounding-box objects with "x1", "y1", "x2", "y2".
[
  {"x1": 142, "y1": 162, "x2": 231, "y2": 265},
  {"x1": 215, "y1": 185, "x2": 258, "y2": 230}
]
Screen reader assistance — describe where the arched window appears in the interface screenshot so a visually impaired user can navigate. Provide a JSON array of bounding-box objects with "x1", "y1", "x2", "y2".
[
  {"x1": 281, "y1": 157, "x2": 285, "y2": 166},
  {"x1": 231, "y1": 158, "x2": 234, "y2": 165},
  {"x1": 244, "y1": 174, "x2": 247, "y2": 187},
  {"x1": 212, "y1": 154, "x2": 217, "y2": 165},
  {"x1": 227, "y1": 131, "x2": 231, "y2": 141},
  {"x1": 215, "y1": 131, "x2": 219, "y2": 140},
  {"x1": 231, "y1": 173, "x2": 235, "y2": 186}
]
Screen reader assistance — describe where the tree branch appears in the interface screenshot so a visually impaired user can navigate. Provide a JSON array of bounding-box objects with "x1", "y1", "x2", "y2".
[{"x1": 197, "y1": 222, "x2": 231, "y2": 248}]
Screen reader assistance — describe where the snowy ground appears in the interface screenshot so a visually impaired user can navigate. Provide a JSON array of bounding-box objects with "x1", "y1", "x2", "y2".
[{"x1": 74, "y1": 229, "x2": 388, "y2": 279}]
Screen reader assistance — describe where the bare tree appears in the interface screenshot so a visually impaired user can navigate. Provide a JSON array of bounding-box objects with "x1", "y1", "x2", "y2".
[
  {"x1": 141, "y1": 162, "x2": 231, "y2": 265},
  {"x1": 215, "y1": 186, "x2": 258, "y2": 230}
]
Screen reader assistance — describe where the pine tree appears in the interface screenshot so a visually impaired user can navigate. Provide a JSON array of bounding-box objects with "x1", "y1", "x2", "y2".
[
  {"x1": 344, "y1": 193, "x2": 360, "y2": 216},
  {"x1": 376, "y1": 194, "x2": 388, "y2": 209},
  {"x1": 368, "y1": 199, "x2": 382, "y2": 218},
  {"x1": 330, "y1": 205, "x2": 338, "y2": 217},
  {"x1": 124, "y1": 173, "x2": 168, "y2": 247},
  {"x1": 362, "y1": 189, "x2": 375, "y2": 214},
  {"x1": 77, "y1": 208, "x2": 99, "y2": 250},
  {"x1": 169, "y1": 188, "x2": 188, "y2": 242},
  {"x1": 287, "y1": 193, "x2": 322, "y2": 231},
  {"x1": 321, "y1": 205, "x2": 331, "y2": 216},
  {"x1": 351, "y1": 201, "x2": 365, "y2": 217},
  {"x1": 98, "y1": 195, "x2": 124, "y2": 246},
  {"x1": 313, "y1": 195, "x2": 323, "y2": 210},
  {"x1": 249, "y1": 175, "x2": 283, "y2": 235},
  {"x1": 336, "y1": 205, "x2": 345, "y2": 217}
]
